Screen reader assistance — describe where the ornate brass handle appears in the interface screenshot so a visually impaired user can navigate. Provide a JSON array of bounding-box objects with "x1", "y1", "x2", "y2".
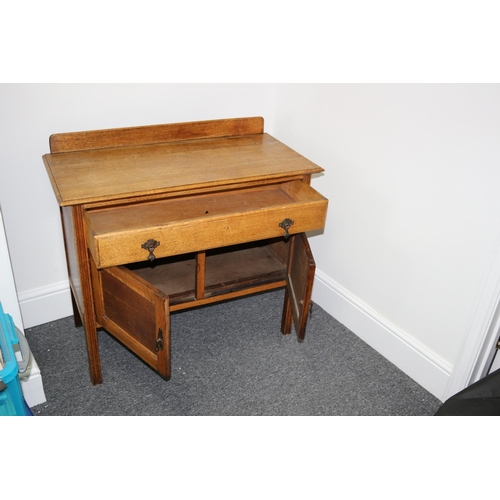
[
  {"x1": 141, "y1": 238, "x2": 160, "y2": 261},
  {"x1": 279, "y1": 218, "x2": 294, "y2": 239}
]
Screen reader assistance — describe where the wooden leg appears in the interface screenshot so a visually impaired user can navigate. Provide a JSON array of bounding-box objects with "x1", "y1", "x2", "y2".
[
  {"x1": 82, "y1": 321, "x2": 102, "y2": 385},
  {"x1": 73, "y1": 207, "x2": 103, "y2": 385},
  {"x1": 61, "y1": 205, "x2": 102, "y2": 385},
  {"x1": 281, "y1": 288, "x2": 293, "y2": 335}
]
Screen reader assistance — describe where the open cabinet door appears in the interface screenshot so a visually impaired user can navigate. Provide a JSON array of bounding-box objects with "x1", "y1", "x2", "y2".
[
  {"x1": 283, "y1": 233, "x2": 316, "y2": 340},
  {"x1": 91, "y1": 261, "x2": 171, "y2": 378}
]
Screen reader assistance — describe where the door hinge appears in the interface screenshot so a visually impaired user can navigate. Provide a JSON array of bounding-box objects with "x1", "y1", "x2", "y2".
[
  {"x1": 309, "y1": 301, "x2": 314, "y2": 319},
  {"x1": 496, "y1": 336, "x2": 500, "y2": 350},
  {"x1": 155, "y1": 328, "x2": 164, "y2": 352}
]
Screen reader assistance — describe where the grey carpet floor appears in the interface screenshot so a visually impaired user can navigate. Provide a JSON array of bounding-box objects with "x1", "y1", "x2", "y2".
[{"x1": 25, "y1": 289, "x2": 442, "y2": 416}]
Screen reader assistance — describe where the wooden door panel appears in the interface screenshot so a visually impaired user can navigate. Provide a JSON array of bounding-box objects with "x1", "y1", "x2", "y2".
[
  {"x1": 286, "y1": 233, "x2": 316, "y2": 340},
  {"x1": 92, "y1": 260, "x2": 170, "y2": 378}
]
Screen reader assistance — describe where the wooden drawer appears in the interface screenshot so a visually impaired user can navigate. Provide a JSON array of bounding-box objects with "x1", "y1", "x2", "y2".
[{"x1": 85, "y1": 180, "x2": 327, "y2": 269}]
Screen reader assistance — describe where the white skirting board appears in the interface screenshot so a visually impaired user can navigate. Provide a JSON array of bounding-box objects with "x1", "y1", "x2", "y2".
[
  {"x1": 16, "y1": 284, "x2": 68, "y2": 407},
  {"x1": 311, "y1": 269, "x2": 452, "y2": 402},
  {"x1": 20, "y1": 355, "x2": 46, "y2": 407},
  {"x1": 18, "y1": 281, "x2": 73, "y2": 329}
]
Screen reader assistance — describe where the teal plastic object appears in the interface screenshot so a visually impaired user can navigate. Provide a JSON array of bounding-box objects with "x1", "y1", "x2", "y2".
[{"x1": 0, "y1": 302, "x2": 29, "y2": 416}]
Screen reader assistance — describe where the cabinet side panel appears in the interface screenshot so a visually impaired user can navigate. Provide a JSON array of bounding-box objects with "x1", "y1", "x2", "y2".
[{"x1": 61, "y1": 206, "x2": 83, "y2": 320}]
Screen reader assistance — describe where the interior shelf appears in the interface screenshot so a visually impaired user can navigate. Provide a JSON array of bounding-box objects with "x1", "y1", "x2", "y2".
[{"x1": 126, "y1": 238, "x2": 289, "y2": 309}]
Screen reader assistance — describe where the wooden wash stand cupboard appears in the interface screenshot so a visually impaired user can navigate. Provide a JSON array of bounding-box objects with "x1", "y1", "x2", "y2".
[{"x1": 43, "y1": 117, "x2": 328, "y2": 385}]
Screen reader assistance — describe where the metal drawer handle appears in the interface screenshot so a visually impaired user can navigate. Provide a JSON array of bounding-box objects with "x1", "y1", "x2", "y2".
[
  {"x1": 279, "y1": 218, "x2": 294, "y2": 239},
  {"x1": 142, "y1": 238, "x2": 160, "y2": 261}
]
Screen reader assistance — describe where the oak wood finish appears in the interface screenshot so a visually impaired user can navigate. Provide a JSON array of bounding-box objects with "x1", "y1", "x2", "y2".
[
  {"x1": 49, "y1": 117, "x2": 264, "y2": 153},
  {"x1": 286, "y1": 234, "x2": 316, "y2": 340},
  {"x1": 195, "y1": 251, "x2": 206, "y2": 300},
  {"x1": 71, "y1": 205, "x2": 102, "y2": 384},
  {"x1": 84, "y1": 180, "x2": 327, "y2": 269},
  {"x1": 43, "y1": 133, "x2": 323, "y2": 206},
  {"x1": 93, "y1": 261, "x2": 170, "y2": 377},
  {"x1": 44, "y1": 117, "x2": 327, "y2": 385}
]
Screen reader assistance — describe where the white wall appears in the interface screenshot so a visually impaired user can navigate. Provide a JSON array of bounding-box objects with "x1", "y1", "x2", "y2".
[
  {"x1": 0, "y1": 208, "x2": 24, "y2": 331},
  {"x1": 272, "y1": 84, "x2": 500, "y2": 400},
  {"x1": 0, "y1": 84, "x2": 277, "y2": 327}
]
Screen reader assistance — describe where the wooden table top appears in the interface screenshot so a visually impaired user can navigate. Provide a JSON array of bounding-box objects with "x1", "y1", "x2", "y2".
[{"x1": 43, "y1": 132, "x2": 323, "y2": 206}]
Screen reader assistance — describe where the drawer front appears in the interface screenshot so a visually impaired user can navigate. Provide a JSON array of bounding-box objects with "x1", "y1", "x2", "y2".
[{"x1": 85, "y1": 181, "x2": 328, "y2": 268}]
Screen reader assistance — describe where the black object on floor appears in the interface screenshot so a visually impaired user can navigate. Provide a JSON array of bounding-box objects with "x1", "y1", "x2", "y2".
[{"x1": 435, "y1": 368, "x2": 500, "y2": 416}]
